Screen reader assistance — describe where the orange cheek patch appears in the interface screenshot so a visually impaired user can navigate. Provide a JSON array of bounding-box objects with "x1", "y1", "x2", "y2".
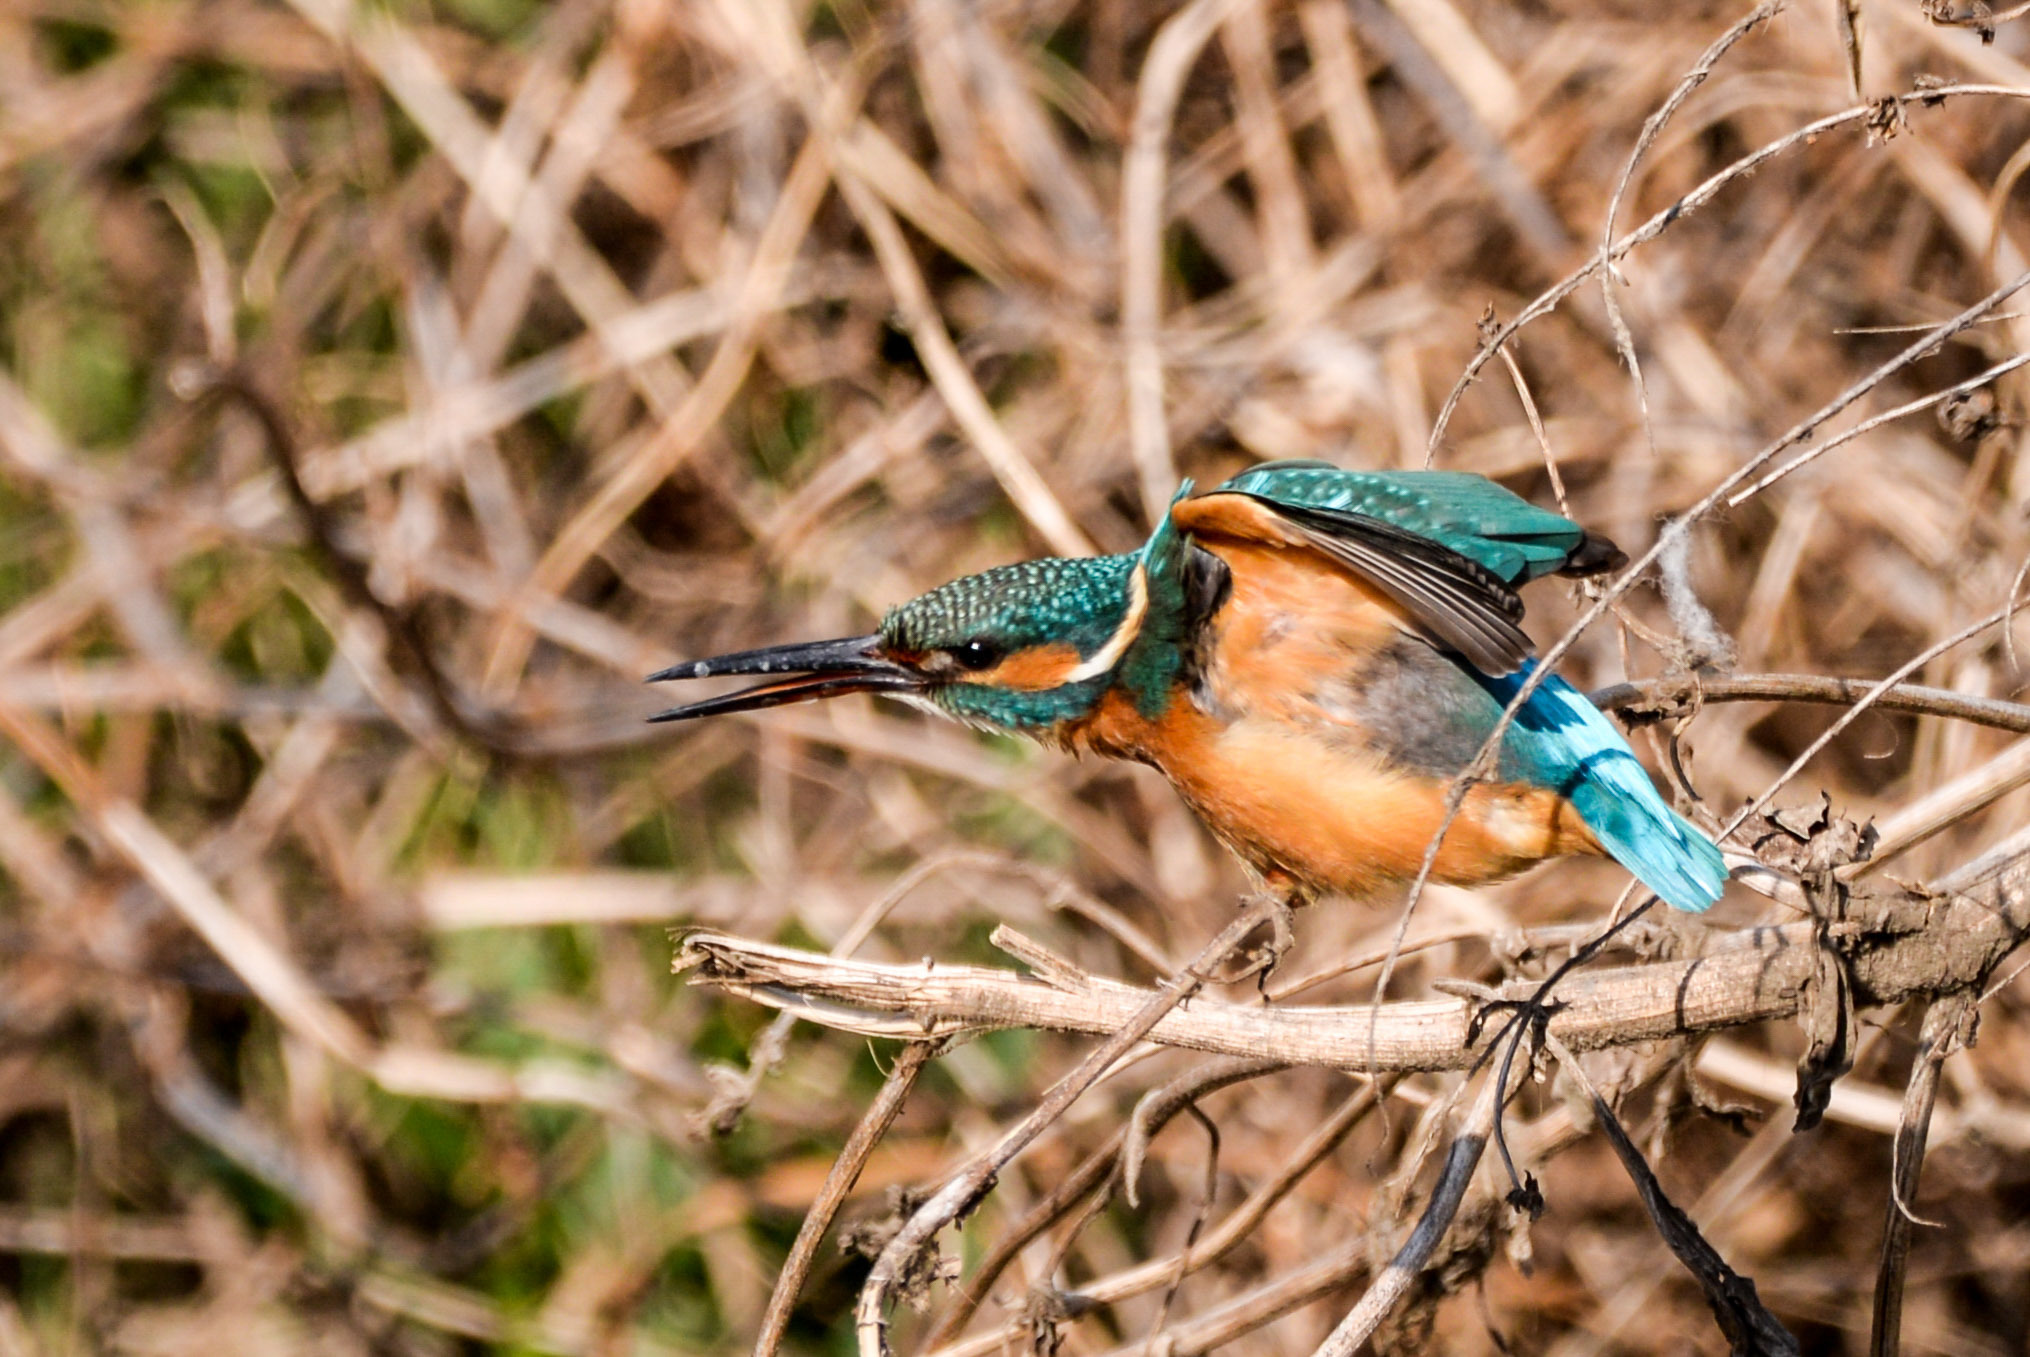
[{"x1": 980, "y1": 644, "x2": 1083, "y2": 691}]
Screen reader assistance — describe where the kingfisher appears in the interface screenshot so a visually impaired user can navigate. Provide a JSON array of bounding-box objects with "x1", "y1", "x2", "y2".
[{"x1": 648, "y1": 461, "x2": 1728, "y2": 913}]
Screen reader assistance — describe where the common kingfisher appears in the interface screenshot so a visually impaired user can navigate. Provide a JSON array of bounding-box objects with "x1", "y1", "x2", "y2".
[{"x1": 649, "y1": 461, "x2": 1729, "y2": 912}]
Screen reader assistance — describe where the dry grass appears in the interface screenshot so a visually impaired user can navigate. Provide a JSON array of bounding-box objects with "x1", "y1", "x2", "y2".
[{"x1": 2, "y1": 0, "x2": 2030, "y2": 1352}]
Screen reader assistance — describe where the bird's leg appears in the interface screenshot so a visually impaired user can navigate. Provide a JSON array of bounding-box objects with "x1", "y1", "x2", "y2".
[{"x1": 1205, "y1": 883, "x2": 1300, "y2": 991}]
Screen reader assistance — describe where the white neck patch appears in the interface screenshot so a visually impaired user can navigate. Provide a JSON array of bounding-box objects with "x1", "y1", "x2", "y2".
[{"x1": 1063, "y1": 565, "x2": 1149, "y2": 684}]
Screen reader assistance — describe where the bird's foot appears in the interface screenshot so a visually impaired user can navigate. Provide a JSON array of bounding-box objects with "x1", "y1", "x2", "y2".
[{"x1": 1205, "y1": 891, "x2": 1297, "y2": 992}]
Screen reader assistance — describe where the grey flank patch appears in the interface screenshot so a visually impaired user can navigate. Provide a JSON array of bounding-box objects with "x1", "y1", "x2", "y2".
[{"x1": 1344, "y1": 636, "x2": 1512, "y2": 780}]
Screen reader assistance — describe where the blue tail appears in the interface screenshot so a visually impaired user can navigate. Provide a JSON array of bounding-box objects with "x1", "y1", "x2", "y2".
[{"x1": 1478, "y1": 663, "x2": 1729, "y2": 912}]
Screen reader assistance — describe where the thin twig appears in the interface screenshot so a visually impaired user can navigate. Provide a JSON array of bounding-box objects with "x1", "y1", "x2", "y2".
[
  {"x1": 1591, "y1": 672, "x2": 2030, "y2": 735},
  {"x1": 1497, "y1": 342, "x2": 1568, "y2": 513},
  {"x1": 754, "y1": 1039, "x2": 944, "y2": 1357},
  {"x1": 1140, "y1": 1103, "x2": 1218, "y2": 1355},
  {"x1": 1428, "y1": 85, "x2": 2030, "y2": 450},
  {"x1": 1083, "y1": 1093, "x2": 1598, "y2": 1357},
  {"x1": 1726, "y1": 350, "x2": 2030, "y2": 508},
  {"x1": 1868, "y1": 992, "x2": 1977, "y2": 1357},
  {"x1": 932, "y1": 1080, "x2": 1403, "y2": 1357},
  {"x1": 1122, "y1": 0, "x2": 1242, "y2": 525},
  {"x1": 180, "y1": 365, "x2": 520, "y2": 756},
  {"x1": 1310, "y1": 1067, "x2": 1505, "y2": 1357},
  {"x1": 1548, "y1": 1034, "x2": 1799, "y2": 1355},
  {"x1": 1593, "y1": 4, "x2": 1785, "y2": 473},
  {"x1": 1723, "y1": 604, "x2": 2023, "y2": 838}
]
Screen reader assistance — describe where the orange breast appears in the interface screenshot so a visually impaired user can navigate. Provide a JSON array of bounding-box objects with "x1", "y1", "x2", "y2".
[{"x1": 1079, "y1": 695, "x2": 1594, "y2": 899}]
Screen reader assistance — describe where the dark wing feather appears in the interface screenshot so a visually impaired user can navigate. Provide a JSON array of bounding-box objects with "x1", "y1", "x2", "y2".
[{"x1": 1242, "y1": 496, "x2": 1534, "y2": 675}]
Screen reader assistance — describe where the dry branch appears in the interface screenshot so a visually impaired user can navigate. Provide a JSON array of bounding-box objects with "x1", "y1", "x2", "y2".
[{"x1": 680, "y1": 853, "x2": 2030, "y2": 1075}]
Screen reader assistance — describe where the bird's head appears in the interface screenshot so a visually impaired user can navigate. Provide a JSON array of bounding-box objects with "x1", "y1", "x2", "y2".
[{"x1": 648, "y1": 553, "x2": 1154, "y2": 735}]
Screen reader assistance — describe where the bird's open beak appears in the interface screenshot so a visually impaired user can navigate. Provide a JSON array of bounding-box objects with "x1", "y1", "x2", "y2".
[{"x1": 645, "y1": 633, "x2": 922, "y2": 723}]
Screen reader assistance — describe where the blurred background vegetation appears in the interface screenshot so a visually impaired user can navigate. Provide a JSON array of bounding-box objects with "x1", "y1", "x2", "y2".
[{"x1": 1, "y1": 0, "x2": 2030, "y2": 1352}]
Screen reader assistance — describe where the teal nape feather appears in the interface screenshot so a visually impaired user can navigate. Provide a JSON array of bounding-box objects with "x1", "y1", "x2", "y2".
[
  {"x1": 1115, "y1": 481, "x2": 1199, "y2": 718},
  {"x1": 1217, "y1": 460, "x2": 1612, "y2": 585}
]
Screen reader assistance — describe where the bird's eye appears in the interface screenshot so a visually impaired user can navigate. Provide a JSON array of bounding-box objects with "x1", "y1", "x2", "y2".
[{"x1": 953, "y1": 639, "x2": 1001, "y2": 672}]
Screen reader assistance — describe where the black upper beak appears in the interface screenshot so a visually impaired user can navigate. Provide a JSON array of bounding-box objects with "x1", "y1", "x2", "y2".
[{"x1": 645, "y1": 633, "x2": 923, "y2": 723}]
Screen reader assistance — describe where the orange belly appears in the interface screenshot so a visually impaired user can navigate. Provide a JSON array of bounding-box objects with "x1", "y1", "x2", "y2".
[{"x1": 1069, "y1": 692, "x2": 1599, "y2": 902}]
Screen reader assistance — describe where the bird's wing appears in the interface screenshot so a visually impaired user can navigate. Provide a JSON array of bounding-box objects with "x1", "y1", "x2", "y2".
[
  {"x1": 1171, "y1": 489, "x2": 1535, "y2": 676},
  {"x1": 1213, "y1": 461, "x2": 1623, "y2": 585}
]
